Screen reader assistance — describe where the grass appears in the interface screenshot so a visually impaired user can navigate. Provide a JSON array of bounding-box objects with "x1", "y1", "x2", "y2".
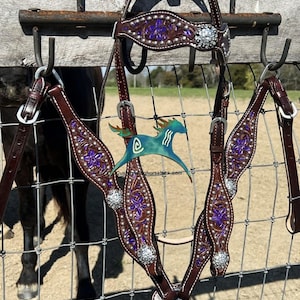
[{"x1": 105, "y1": 86, "x2": 300, "y2": 101}]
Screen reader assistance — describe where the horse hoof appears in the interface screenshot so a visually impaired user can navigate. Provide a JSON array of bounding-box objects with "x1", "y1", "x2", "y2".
[
  {"x1": 0, "y1": 224, "x2": 14, "y2": 239},
  {"x1": 17, "y1": 284, "x2": 38, "y2": 300},
  {"x1": 33, "y1": 236, "x2": 43, "y2": 247}
]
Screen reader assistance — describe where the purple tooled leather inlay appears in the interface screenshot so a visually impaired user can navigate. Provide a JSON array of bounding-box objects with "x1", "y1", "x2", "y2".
[
  {"x1": 70, "y1": 120, "x2": 112, "y2": 187},
  {"x1": 126, "y1": 170, "x2": 151, "y2": 244},
  {"x1": 212, "y1": 205, "x2": 229, "y2": 235},
  {"x1": 124, "y1": 167, "x2": 158, "y2": 265},
  {"x1": 124, "y1": 228, "x2": 138, "y2": 251},
  {"x1": 195, "y1": 232, "x2": 211, "y2": 268},
  {"x1": 226, "y1": 110, "x2": 257, "y2": 198},
  {"x1": 208, "y1": 181, "x2": 231, "y2": 240},
  {"x1": 145, "y1": 18, "x2": 172, "y2": 41},
  {"x1": 120, "y1": 11, "x2": 218, "y2": 50},
  {"x1": 84, "y1": 150, "x2": 105, "y2": 169}
]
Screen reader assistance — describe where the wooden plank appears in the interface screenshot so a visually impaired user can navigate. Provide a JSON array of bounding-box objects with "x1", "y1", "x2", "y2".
[{"x1": 1, "y1": 0, "x2": 299, "y2": 66}]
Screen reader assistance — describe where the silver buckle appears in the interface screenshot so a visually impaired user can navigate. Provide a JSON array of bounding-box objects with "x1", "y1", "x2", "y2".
[
  {"x1": 209, "y1": 117, "x2": 227, "y2": 134},
  {"x1": 117, "y1": 100, "x2": 135, "y2": 119},
  {"x1": 16, "y1": 104, "x2": 40, "y2": 125},
  {"x1": 279, "y1": 102, "x2": 298, "y2": 119}
]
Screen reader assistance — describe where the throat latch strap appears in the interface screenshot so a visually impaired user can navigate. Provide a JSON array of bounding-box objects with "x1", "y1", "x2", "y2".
[
  {"x1": 267, "y1": 77, "x2": 300, "y2": 233},
  {"x1": 0, "y1": 77, "x2": 49, "y2": 223}
]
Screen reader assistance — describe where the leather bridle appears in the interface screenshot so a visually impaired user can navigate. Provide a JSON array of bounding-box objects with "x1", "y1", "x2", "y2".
[{"x1": 0, "y1": 1, "x2": 299, "y2": 299}]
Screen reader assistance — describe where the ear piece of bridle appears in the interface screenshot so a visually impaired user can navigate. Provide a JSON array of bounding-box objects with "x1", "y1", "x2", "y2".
[
  {"x1": 32, "y1": 26, "x2": 55, "y2": 77},
  {"x1": 260, "y1": 26, "x2": 291, "y2": 72}
]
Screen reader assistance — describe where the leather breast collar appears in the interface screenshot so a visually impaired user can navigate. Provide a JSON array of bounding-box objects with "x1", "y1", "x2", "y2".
[{"x1": 0, "y1": 1, "x2": 299, "y2": 299}]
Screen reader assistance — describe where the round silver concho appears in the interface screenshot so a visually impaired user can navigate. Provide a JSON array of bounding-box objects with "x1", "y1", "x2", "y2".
[
  {"x1": 106, "y1": 189, "x2": 123, "y2": 210},
  {"x1": 225, "y1": 178, "x2": 237, "y2": 198},
  {"x1": 195, "y1": 24, "x2": 218, "y2": 49},
  {"x1": 137, "y1": 244, "x2": 157, "y2": 265},
  {"x1": 212, "y1": 251, "x2": 229, "y2": 270}
]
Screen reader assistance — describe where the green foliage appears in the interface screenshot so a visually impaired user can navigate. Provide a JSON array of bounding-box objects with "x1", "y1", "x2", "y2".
[{"x1": 106, "y1": 63, "x2": 300, "y2": 91}]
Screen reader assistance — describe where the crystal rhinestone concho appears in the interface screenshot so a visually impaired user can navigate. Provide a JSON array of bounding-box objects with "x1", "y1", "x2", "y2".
[
  {"x1": 194, "y1": 24, "x2": 218, "y2": 49},
  {"x1": 137, "y1": 244, "x2": 157, "y2": 265},
  {"x1": 212, "y1": 251, "x2": 229, "y2": 270},
  {"x1": 225, "y1": 177, "x2": 237, "y2": 198},
  {"x1": 106, "y1": 189, "x2": 123, "y2": 210}
]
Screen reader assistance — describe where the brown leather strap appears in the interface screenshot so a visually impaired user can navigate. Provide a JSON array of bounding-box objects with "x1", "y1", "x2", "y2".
[
  {"x1": 0, "y1": 77, "x2": 49, "y2": 223},
  {"x1": 114, "y1": 38, "x2": 177, "y2": 299},
  {"x1": 225, "y1": 79, "x2": 270, "y2": 197},
  {"x1": 47, "y1": 85, "x2": 140, "y2": 261},
  {"x1": 112, "y1": 2, "x2": 230, "y2": 299},
  {"x1": 207, "y1": 0, "x2": 223, "y2": 28},
  {"x1": 267, "y1": 76, "x2": 300, "y2": 233},
  {"x1": 114, "y1": 10, "x2": 229, "y2": 54},
  {"x1": 178, "y1": 77, "x2": 270, "y2": 300},
  {"x1": 178, "y1": 68, "x2": 230, "y2": 299},
  {"x1": 205, "y1": 74, "x2": 233, "y2": 277}
]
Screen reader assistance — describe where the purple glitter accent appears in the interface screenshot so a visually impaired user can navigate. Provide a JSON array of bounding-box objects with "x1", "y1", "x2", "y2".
[
  {"x1": 195, "y1": 244, "x2": 209, "y2": 267},
  {"x1": 145, "y1": 19, "x2": 170, "y2": 41},
  {"x1": 231, "y1": 136, "x2": 251, "y2": 155},
  {"x1": 130, "y1": 191, "x2": 147, "y2": 220},
  {"x1": 184, "y1": 29, "x2": 192, "y2": 37},
  {"x1": 124, "y1": 168, "x2": 154, "y2": 246},
  {"x1": 124, "y1": 229, "x2": 137, "y2": 251},
  {"x1": 212, "y1": 206, "x2": 228, "y2": 230},
  {"x1": 69, "y1": 119, "x2": 110, "y2": 179},
  {"x1": 227, "y1": 110, "x2": 257, "y2": 180},
  {"x1": 84, "y1": 150, "x2": 103, "y2": 168},
  {"x1": 70, "y1": 120, "x2": 76, "y2": 127}
]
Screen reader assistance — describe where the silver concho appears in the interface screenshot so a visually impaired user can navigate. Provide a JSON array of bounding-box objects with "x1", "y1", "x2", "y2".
[
  {"x1": 212, "y1": 251, "x2": 229, "y2": 269},
  {"x1": 137, "y1": 244, "x2": 157, "y2": 265},
  {"x1": 106, "y1": 189, "x2": 123, "y2": 210},
  {"x1": 195, "y1": 24, "x2": 218, "y2": 49},
  {"x1": 225, "y1": 178, "x2": 237, "y2": 198}
]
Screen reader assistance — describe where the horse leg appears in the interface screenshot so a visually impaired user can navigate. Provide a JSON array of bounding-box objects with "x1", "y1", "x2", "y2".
[
  {"x1": 51, "y1": 175, "x2": 96, "y2": 299},
  {"x1": 70, "y1": 180, "x2": 96, "y2": 300},
  {"x1": 15, "y1": 157, "x2": 40, "y2": 300}
]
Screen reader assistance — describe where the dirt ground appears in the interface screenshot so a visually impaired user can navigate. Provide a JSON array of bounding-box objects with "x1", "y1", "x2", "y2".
[{"x1": 1, "y1": 92, "x2": 300, "y2": 300}]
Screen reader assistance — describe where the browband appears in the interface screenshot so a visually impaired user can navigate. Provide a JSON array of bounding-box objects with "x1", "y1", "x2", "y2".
[{"x1": 114, "y1": 10, "x2": 230, "y2": 57}]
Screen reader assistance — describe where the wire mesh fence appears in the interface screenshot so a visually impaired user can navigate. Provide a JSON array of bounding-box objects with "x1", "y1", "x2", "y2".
[{"x1": 0, "y1": 62, "x2": 300, "y2": 299}]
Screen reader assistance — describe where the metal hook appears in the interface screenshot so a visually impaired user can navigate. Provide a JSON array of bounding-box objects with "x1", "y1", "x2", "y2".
[
  {"x1": 260, "y1": 27, "x2": 291, "y2": 71},
  {"x1": 77, "y1": 0, "x2": 85, "y2": 12},
  {"x1": 32, "y1": 26, "x2": 55, "y2": 77}
]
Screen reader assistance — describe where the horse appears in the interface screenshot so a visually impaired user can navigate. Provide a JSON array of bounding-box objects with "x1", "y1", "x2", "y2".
[
  {"x1": 110, "y1": 118, "x2": 191, "y2": 179},
  {"x1": 0, "y1": 66, "x2": 102, "y2": 300}
]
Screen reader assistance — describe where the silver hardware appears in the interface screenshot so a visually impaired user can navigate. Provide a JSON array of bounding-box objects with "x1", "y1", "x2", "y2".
[
  {"x1": 225, "y1": 178, "x2": 237, "y2": 198},
  {"x1": 106, "y1": 189, "x2": 123, "y2": 210},
  {"x1": 16, "y1": 105, "x2": 40, "y2": 125},
  {"x1": 137, "y1": 244, "x2": 156, "y2": 265},
  {"x1": 117, "y1": 100, "x2": 135, "y2": 119},
  {"x1": 209, "y1": 117, "x2": 228, "y2": 134},
  {"x1": 34, "y1": 66, "x2": 65, "y2": 89},
  {"x1": 195, "y1": 24, "x2": 218, "y2": 49},
  {"x1": 212, "y1": 251, "x2": 229, "y2": 269},
  {"x1": 279, "y1": 102, "x2": 298, "y2": 119}
]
